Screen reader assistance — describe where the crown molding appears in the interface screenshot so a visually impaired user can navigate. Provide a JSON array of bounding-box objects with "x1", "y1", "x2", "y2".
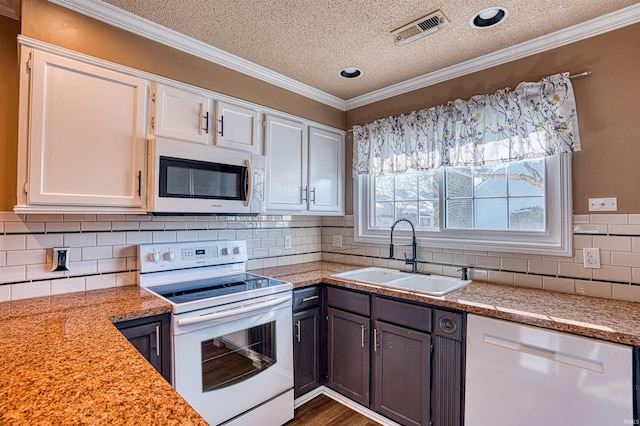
[
  {"x1": 46, "y1": 0, "x2": 346, "y2": 111},
  {"x1": 345, "y1": 3, "x2": 640, "y2": 110}
]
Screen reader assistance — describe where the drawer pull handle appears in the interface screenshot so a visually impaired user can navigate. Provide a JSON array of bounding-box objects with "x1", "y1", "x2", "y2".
[
  {"x1": 295, "y1": 320, "x2": 301, "y2": 342},
  {"x1": 374, "y1": 328, "x2": 379, "y2": 352},
  {"x1": 155, "y1": 325, "x2": 160, "y2": 358},
  {"x1": 302, "y1": 295, "x2": 319, "y2": 302},
  {"x1": 361, "y1": 325, "x2": 367, "y2": 348}
]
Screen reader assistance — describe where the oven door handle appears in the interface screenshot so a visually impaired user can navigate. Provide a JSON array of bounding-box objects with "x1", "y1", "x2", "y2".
[{"x1": 176, "y1": 295, "x2": 291, "y2": 326}]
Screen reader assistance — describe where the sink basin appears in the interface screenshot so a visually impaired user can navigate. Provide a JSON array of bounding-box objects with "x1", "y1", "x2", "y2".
[
  {"x1": 331, "y1": 267, "x2": 407, "y2": 284},
  {"x1": 331, "y1": 267, "x2": 471, "y2": 296}
]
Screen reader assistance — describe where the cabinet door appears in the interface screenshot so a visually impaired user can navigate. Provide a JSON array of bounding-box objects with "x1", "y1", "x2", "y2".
[
  {"x1": 215, "y1": 101, "x2": 260, "y2": 153},
  {"x1": 27, "y1": 51, "x2": 147, "y2": 209},
  {"x1": 293, "y1": 307, "x2": 321, "y2": 398},
  {"x1": 373, "y1": 321, "x2": 431, "y2": 426},
  {"x1": 308, "y1": 127, "x2": 344, "y2": 214},
  {"x1": 116, "y1": 314, "x2": 171, "y2": 384},
  {"x1": 327, "y1": 307, "x2": 370, "y2": 406},
  {"x1": 151, "y1": 83, "x2": 210, "y2": 144},
  {"x1": 265, "y1": 115, "x2": 308, "y2": 212}
]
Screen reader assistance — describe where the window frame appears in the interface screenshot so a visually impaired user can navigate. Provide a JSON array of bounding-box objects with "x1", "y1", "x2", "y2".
[{"x1": 353, "y1": 153, "x2": 573, "y2": 256}]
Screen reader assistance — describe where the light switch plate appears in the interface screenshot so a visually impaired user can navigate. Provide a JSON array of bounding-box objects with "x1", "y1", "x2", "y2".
[
  {"x1": 52, "y1": 247, "x2": 70, "y2": 271},
  {"x1": 589, "y1": 197, "x2": 617, "y2": 211},
  {"x1": 284, "y1": 235, "x2": 292, "y2": 250},
  {"x1": 583, "y1": 248, "x2": 601, "y2": 269}
]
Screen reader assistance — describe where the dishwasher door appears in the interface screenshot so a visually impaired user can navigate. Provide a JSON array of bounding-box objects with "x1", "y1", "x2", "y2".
[{"x1": 465, "y1": 314, "x2": 633, "y2": 426}]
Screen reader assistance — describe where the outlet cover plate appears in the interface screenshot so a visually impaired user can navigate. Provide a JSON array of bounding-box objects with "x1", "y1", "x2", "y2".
[
  {"x1": 284, "y1": 235, "x2": 292, "y2": 250},
  {"x1": 583, "y1": 248, "x2": 601, "y2": 269},
  {"x1": 332, "y1": 235, "x2": 342, "y2": 248}
]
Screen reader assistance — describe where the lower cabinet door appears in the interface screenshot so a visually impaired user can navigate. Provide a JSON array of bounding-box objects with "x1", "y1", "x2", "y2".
[
  {"x1": 116, "y1": 314, "x2": 171, "y2": 384},
  {"x1": 327, "y1": 307, "x2": 370, "y2": 406},
  {"x1": 373, "y1": 320, "x2": 431, "y2": 426},
  {"x1": 293, "y1": 307, "x2": 321, "y2": 398}
]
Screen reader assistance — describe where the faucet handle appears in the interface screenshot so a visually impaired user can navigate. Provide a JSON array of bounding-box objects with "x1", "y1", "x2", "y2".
[{"x1": 457, "y1": 267, "x2": 469, "y2": 281}]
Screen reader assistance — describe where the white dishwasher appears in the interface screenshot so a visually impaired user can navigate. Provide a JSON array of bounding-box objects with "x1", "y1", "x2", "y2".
[{"x1": 465, "y1": 314, "x2": 633, "y2": 426}]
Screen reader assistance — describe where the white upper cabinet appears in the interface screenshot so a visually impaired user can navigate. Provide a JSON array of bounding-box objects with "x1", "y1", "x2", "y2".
[
  {"x1": 265, "y1": 115, "x2": 344, "y2": 215},
  {"x1": 151, "y1": 83, "x2": 211, "y2": 145},
  {"x1": 215, "y1": 101, "x2": 260, "y2": 153},
  {"x1": 265, "y1": 115, "x2": 308, "y2": 212},
  {"x1": 17, "y1": 49, "x2": 148, "y2": 212},
  {"x1": 308, "y1": 127, "x2": 344, "y2": 214}
]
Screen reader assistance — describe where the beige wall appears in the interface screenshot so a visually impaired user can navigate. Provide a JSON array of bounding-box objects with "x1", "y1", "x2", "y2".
[
  {"x1": 0, "y1": 15, "x2": 19, "y2": 211},
  {"x1": 346, "y1": 24, "x2": 640, "y2": 215}
]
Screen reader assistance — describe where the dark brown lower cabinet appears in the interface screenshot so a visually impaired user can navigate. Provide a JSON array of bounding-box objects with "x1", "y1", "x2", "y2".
[
  {"x1": 326, "y1": 307, "x2": 370, "y2": 406},
  {"x1": 115, "y1": 313, "x2": 172, "y2": 384},
  {"x1": 293, "y1": 307, "x2": 321, "y2": 398},
  {"x1": 373, "y1": 321, "x2": 431, "y2": 426}
]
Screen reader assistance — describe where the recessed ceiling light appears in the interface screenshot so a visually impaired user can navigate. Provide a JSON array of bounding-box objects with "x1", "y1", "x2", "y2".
[
  {"x1": 470, "y1": 7, "x2": 508, "y2": 29},
  {"x1": 339, "y1": 67, "x2": 363, "y2": 79}
]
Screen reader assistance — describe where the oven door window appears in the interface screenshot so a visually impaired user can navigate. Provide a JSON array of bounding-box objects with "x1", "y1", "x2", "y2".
[
  {"x1": 201, "y1": 321, "x2": 276, "y2": 392},
  {"x1": 160, "y1": 156, "x2": 248, "y2": 201}
]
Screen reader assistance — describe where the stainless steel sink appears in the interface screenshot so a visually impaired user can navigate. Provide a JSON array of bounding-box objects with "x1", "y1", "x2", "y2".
[{"x1": 331, "y1": 267, "x2": 471, "y2": 296}]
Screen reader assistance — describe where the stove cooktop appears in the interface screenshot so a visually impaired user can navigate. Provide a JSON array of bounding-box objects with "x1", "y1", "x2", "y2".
[{"x1": 147, "y1": 273, "x2": 289, "y2": 305}]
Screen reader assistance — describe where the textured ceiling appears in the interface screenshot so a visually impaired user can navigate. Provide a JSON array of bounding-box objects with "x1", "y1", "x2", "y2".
[{"x1": 101, "y1": 0, "x2": 638, "y2": 100}]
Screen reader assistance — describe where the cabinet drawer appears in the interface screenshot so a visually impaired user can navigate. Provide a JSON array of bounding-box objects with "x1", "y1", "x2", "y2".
[
  {"x1": 293, "y1": 285, "x2": 321, "y2": 311},
  {"x1": 327, "y1": 286, "x2": 370, "y2": 316},
  {"x1": 374, "y1": 297, "x2": 432, "y2": 333}
]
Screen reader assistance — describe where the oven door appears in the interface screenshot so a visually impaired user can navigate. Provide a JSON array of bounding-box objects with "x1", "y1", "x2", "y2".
[{"x1": 173, "y1": 294, "x2": 293, "y2": 425}]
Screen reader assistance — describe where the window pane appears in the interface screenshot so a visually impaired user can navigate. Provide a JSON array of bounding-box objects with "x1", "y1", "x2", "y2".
[
  {"x1": 374, "y1": 176, "x2": 395, "y2": 201},
  {"x1": 474, "y1": 164, "x2": 507, "y2": 198},
  {"x1": 446, "y1": 199, "x2": 473, "y2": 229},
  {"x1": 446, "y1": 167, "x2": 473, "y2": 198},
  {"x1": 419, "y1": 172, "x2": 439, "y2": 200},
  {"x1": 509, "y1": 197, "x2": 545, "y2": 230},
  {"x1": 419, "y1": 201, "x2": 440, "y2": 229},
  {"x1": 508, "y1": 159, "x2": 545, "y2": 197},
  {"x1": 375, "y1": 202, "x2": 394, "y2": 227},
  {"x1": 395, "y1": 202, "x2": 418, "y2": 225},
  {"x1": 395, "y1": 173, "x2": 418, "y2": 201},
  {"x1": 475, "y1": 198, "x2": 508, "y2": 229}
]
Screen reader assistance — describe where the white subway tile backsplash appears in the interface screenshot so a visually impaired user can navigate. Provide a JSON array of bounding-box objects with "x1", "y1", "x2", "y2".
[
  {"x1": 139, "y1": 221, "x2": 165, "y2": 231},
  {"x1": 528, "y1": 260, "x2": 558, "y2": 275},
  {"x1": 501, "y1": 258, "x2": 528, "y2": 272},
  {"x1": 513, "y1": 273, "x2": 543, "y2": 289},
  {"x1": 46, "y1": 222, "x2": 80, "y2": 233},
  {"x1": 542, "y1": 277, "x2": 575, "y2": 293},
  {"x1": 116, "y1": 272, "x2": 136, "y2": 287},
  {"x1": 112, "y1": 221, "x2": 140, "y2": 231},
  {"x1": 609, "y1": 224, "x2": 640, "y2": 235},
  {"x1": 0, "y1": 265, "x2": 27, "y2": 283},
  {"x1": 51, "y1": 277, "x2": 85, "y2": 295},
  {"x1": 487, "y1": 271, "x2": 514, "y2": 285},
  {"x1": 26, "y1": 264, "x2": 64, "y2": 281},
  {"x1": 98, "y1": 258, "x2": 127, "y2": 273},
  {"x1": 86, "y1": 274, "x2": 116, "y2": 291},
  {"x1": 612, "y1": 284, "x2": 640, "y2": 303},
  {"x1": 26, "y1": 234, "x2": 63, "y2": 250},
  {"x1": 5, "y1": 222, "x2": 45, "y2": 233},
  {"x1": 0, "y1": 252, "x2": 5, "y2": 267},
  {"x1": 82, "y1": 246, "x2": 113, "y2": 261},
  {"x1": 64, "y1": 233, "x2": 97, "y2": 248},
  {"x1": 0, "y1": 285, "x2": 10, "y2": 302},
  {"x1": 558, "y1": 262, "x2": 593, "y2": 280},
  {"x1": 80, "y1": 222, "x2": 112, "y2": 232},
  {"x1": 126, "y1": 232, "x2": 153, "y2": 245},
  {"x1": 97, "y1": 233, "x2": 126, "y2": 246},
  {"x1": 12, "y1": 281, "x2": 50, "y2": 300},
  {"x1": 611, "y1": 251, "x2": 640, "y2": 267},
  {"x1": 67, "y1": 260, "x2": 98, "y2": 276},
  {"x1": 593, "y1": 235, "x2": 632, "y2": 252},
  {"x1": 7, "y1": 249, "x2": 47, "y2": 266},
  {"x1": 593, "y1": 265, "x2": 632, "y2": 283},
  {"x1": 590, "y1": 214, "x2": 628, "y2": 224},
  {"x1": 0, "y1": 235, "x2": 26, "y2": 251},
  {"x1": 176, "y1": 231, "x2": 199, "y2": 242},
  {"x1": 575, "y1": 280, "x2": 611, "y2": 298}
]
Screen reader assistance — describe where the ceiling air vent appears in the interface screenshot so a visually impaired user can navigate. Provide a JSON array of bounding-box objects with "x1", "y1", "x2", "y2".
[{"x1": 391, "y1": 10, "x2": 447, "y2": 46}]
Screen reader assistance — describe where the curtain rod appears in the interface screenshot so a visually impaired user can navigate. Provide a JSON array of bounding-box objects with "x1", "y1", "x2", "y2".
[{"x1": 347, "y1": 71, "x2": 591, "y2": 132}]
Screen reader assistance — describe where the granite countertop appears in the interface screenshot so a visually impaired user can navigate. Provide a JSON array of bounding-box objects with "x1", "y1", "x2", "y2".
[
  {"x1": 0, "y1": 286, "x2": 207, "y2": 425},
  {"x1": 3, "y1": 260, "x2": 640, "y2": 424},
  {"x1": 251, "y1": 261, "x2": 640, "y2": 346}
]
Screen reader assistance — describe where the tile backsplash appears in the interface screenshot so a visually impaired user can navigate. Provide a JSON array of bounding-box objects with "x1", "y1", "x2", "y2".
[{"x1": 2, "y1": 211, "x2": 640, "y2": 303}]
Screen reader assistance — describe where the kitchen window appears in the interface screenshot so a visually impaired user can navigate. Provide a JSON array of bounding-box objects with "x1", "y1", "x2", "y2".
[
  {"x1": 355, "y1": 153, "x2": 572, "y2": 255},
  {"x1": 352, "y1": 73, "x2": 579, "y2": 256}
]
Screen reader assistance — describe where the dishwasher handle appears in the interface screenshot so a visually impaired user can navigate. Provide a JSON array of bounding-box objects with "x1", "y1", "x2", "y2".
[
  {"x1": 177, "y1": 295, "x2": 291, "y2": 327},
  {"x1": 483, "y1": 334, "x2": 604, "y2": 373}
]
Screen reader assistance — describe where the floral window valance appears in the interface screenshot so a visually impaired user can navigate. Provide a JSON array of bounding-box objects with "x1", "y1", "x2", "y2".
[{"x1": 352, "y1": 72, "x2": 581, "y2": 176}]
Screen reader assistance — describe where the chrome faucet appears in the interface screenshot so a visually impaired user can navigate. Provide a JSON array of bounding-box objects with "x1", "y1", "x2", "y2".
[{"x1": 389, "y1": 219, "x2": 419, "y2": 274}]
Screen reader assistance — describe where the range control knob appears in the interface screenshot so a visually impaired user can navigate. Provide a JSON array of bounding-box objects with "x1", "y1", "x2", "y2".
[
  {"x1": 164, "y1": 251, "x2": 176, "y2": 261},
  {"x1": 233, "y1": 246, "x2": 241, "y2": 255},
  {"x1": 148, "y1": 252, "x2": 160, "y2": 263},
  {"x1": 221, "y1": 247, "x2": 230, "y2": 256}
]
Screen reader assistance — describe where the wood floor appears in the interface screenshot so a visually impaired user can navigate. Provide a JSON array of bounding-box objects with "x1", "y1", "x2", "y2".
[{"x1": 286, "y1": 395, "x2": 382, "y2": 426}]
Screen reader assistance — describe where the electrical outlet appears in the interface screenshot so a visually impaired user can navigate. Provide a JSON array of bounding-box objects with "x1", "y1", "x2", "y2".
[
  {"x1": 284, "y1": 235, "x2": 292, "y2": 250},
  {"x1": 52, "y1": 247, "x2": 70, "y2": 272},
  {"x1": 583, "y1": 248, "x2": 601, "y2": 269},
  {"x1": 589, "y1": 197, "x2": 617, "y2": 212},
  {"x1": 332, "y1": 235, "x2": 343, "y2": 248}
]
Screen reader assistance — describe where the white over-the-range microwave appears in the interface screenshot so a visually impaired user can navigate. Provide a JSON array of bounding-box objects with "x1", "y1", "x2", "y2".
[{"x1": 147, "y1": 137, "x2": 265, "y2": 215}]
